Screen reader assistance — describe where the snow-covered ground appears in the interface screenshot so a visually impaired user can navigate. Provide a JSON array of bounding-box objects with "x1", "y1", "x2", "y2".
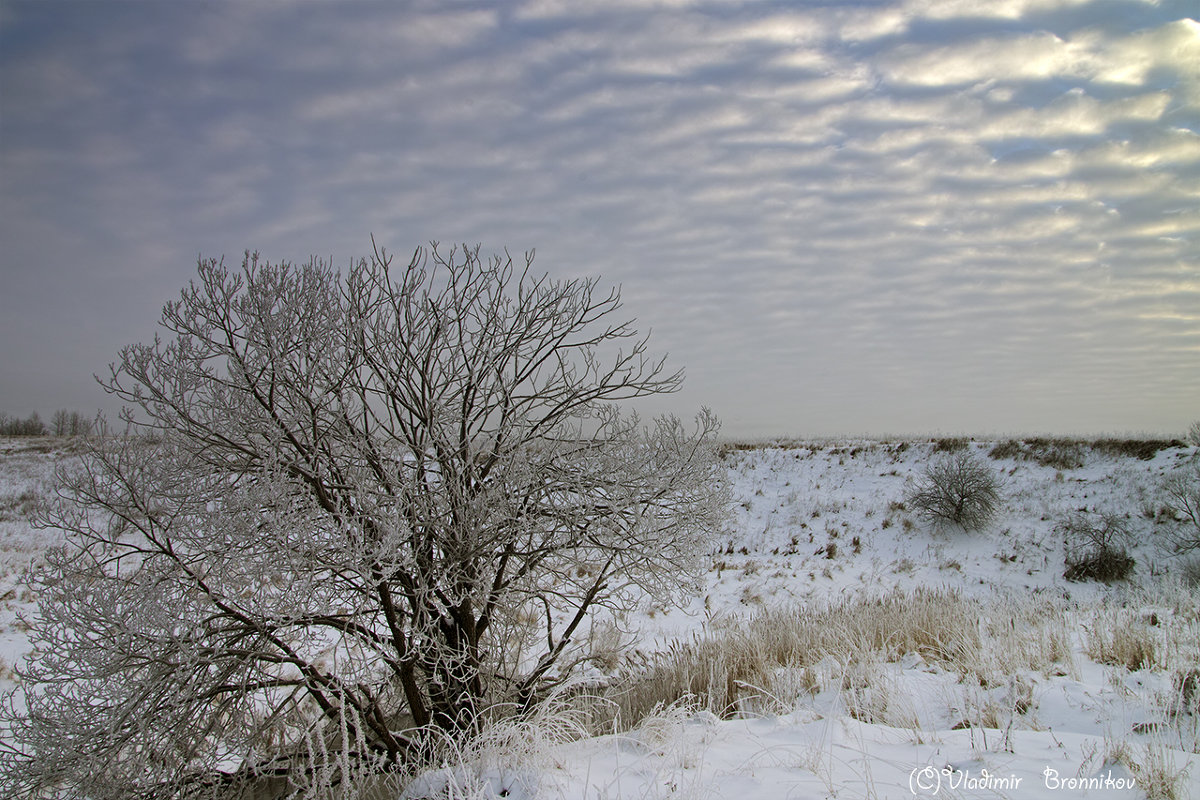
[
  {"x1": 0, "y1": 438, "x2": 66, "y2": 687},
  {"x1": 2, "y1": 436, "x2": 1198, "y2": 799}
]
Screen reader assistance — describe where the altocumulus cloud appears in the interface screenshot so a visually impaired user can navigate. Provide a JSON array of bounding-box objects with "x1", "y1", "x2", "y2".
[{"x1": 0, "y1": 0, "x2": 1196, "y2": 436}]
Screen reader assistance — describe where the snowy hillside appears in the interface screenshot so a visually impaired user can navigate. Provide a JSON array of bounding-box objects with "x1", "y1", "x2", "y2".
[{"x1": 2, "y1": 436, "x2": 1198, "y2": 799}]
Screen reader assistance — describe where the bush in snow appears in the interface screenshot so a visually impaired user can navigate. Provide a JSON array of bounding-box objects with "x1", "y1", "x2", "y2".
[
  {"x1": 1062, "y1": 511, "x2": 1135, "y2": 583},
  {"x1": 904, "y1": 450, "x2": 1001, "y2": 531}
]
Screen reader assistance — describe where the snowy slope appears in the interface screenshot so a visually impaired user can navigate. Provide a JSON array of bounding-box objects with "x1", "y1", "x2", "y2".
[{"x1": 408, "y1": 439, "x2": 1199, "y2": 799}]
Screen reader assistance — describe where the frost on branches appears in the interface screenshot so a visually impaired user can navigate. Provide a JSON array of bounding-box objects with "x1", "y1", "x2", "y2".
[{"x1": 0, "y1": 243, "x2": 727, "y2": 799}]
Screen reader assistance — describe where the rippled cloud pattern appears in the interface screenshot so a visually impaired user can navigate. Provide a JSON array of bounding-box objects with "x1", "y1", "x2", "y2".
[{"x1": 1, "y1": 0, "x2": 1196, "y2": 435}]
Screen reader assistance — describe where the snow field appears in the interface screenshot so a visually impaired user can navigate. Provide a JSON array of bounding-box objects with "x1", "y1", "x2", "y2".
[
  {"x1": 0, "y1": 439, "x2": 67, "y2": 688},
  {"x1": 1, "y1": 437, "x2": 1198, "y2": 798},
  {"x1": 398, "y1": 438, "x2": 1200, "y2": 799}
]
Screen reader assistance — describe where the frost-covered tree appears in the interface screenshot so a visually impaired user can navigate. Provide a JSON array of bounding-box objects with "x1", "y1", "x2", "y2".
[{"x1": 1, "y1": 243, "x2": 727, "y2": 798}]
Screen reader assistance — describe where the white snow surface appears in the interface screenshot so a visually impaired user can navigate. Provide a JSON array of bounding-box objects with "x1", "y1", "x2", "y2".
[{"x1": 2, "y1": 436, "x2": 1198, "y2": 799}]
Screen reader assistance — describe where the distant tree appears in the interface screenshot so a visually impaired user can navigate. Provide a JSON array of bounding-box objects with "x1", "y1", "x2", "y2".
[
  {"x1": 27, "y1": 412, "x2": 46, "y2": 436},
  {"x1": 51, "y1": 410, "x2": 70, "y2": 437},
  {"x1": 1, "y1": 243, "x2": 727, "y2": 798},
  {"x1": 0, "y1": 412, "x2": 48, "y2": 437},
  {"x1": 67, "y1": 411, "x2": 91, "y2": 437},
  {"x1": 49, "y1": 410, "x2": 92, "y2": 438}
]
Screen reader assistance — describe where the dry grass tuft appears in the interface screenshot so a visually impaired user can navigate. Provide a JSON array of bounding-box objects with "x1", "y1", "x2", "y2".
[
  {"x1": 588, "y1": 586, "x2": 1093, "y2": 739},
  {"x1": 1128, "y1": 742, "x2": 1192, "y2": 800},
  {"x1": 1086, "y1": 611, "x2": 1160, "y2": 671},
  {"x1": 989, "y1": 437, "x2": 1086, "y2": 469},
  {"x1": 594, "y1": 589, "x2": 987, "y2": 730}
]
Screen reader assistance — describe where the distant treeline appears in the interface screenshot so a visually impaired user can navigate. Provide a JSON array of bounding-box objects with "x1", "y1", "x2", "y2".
[{"x1": 0, "y1": 410, "x2": 93, "y2": 437}]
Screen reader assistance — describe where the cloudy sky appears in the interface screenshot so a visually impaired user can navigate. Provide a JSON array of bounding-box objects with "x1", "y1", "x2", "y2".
[{"x1": 1, "y1": 0, "x2": 1197, "y2": 438}]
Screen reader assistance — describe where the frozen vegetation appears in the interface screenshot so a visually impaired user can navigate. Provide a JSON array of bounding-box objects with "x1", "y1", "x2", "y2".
[{"x1": 1, "y1": 434, "x2": 1198, "y2": 798}]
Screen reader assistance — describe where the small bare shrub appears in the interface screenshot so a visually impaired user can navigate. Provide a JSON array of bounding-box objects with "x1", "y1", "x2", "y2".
[
  {"x1": 1062, "y1": 512, "x2": 1136, "y2": 583},
  {"x1": 1187, "y1": 421, "x2": 1200, "y2": 448},
  {"x1": 1162, "y1": 461, "x2": 1200, "y2": 553},
  {"x1": 905, "y1": 451, "x2": 1001, "y2": 530}
]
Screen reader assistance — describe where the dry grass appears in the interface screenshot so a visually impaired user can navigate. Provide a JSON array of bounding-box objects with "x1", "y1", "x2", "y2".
[
  {"x1": 0, "y1": 488, "x2": 42, "y2": 523},
  {"x1": 1131, "y1": 745, "x2": 1192, "y2": 800},
  {"x1": 1083, "y1": 595, "x2": 1200, "y2": 679},
  {"x1": 589, "y1": 588, "x2": 1088, "y2": 732},
  {"x1": 401, "y1": 581, "x2": 1200, "y2": 798},
  {"x1": 1089, "y1": 438, "x2": 1185, "y2": 461},
  {"x1": 1173, "y1": 667, "x2": 1200, "y2": 716},
  {"x1": 969, "y1": 596, "x2": 1076, "y2": 683},
  {"x1": 988, "y1": 437, "x2": 1086, "y2": 469},
  {"x1": 1104, "y1": 738, "x2": 1193, "y2": 800},
  {"x1": 396, "y1": 697, "x2": 593, "y2": 800},
  {"x1": 583, "y1": 584, "x2": 1200, "y2": 751},
  {"x1": 1181, "y1": 556, "x2": 1200, "y2": 590},
  {"x1": 1085, "y1": 611, "x2": 1161, "y2": 671},
  {"x1": 839, "y1": 659, "x2": 919, "y2": 729}
]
